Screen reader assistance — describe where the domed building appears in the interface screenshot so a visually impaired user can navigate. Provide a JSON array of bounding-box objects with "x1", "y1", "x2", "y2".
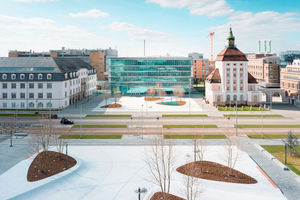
[{"x1": 205, "y1": 28, "x2": 262, "y2": 106}]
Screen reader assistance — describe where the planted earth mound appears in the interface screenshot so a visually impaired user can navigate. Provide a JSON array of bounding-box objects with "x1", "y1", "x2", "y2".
[
  {"x1": 150, "y1": 192, "x2": 185, "y2": 200},
  {"x1": 177, "y1": 161, "x2": 257, "y2": 184},
  {"x1": 156, "y1": 101, "x2": 186, "y2": 106},
  {"x1": 144, "y1": 97, "x2": 164, "y2": 101},
  {"x1": 27, "y1": 151, "x2": 77, "y2": 182},
  {"x1": 101, "y1": 103, "x2": 122, "y2": 108}
]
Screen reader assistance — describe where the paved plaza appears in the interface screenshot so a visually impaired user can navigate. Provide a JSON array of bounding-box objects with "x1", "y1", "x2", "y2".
[
  {"x1": 0, "y1": 144, "x2": 287, "y2": 200},
  {"x1": 92, "y1": 96, "x2": 204, "y2": 113}
]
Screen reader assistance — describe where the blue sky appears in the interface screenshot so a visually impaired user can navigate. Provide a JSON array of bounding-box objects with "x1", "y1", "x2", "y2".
[{"x1": 1, "y1": 0, "x2": 300, "y2": 59}]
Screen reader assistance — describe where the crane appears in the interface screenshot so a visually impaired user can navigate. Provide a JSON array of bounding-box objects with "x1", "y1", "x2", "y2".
[{"x1": 206, "y1": 32, "x2": 215, "y2": 62}]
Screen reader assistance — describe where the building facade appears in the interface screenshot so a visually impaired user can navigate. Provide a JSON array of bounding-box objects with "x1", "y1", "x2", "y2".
[
  {"x1": 108, "y1": 57, "x2": 192, "y2": 94},
  {"x1": 280, "y1": 59, "x2": 300, "y2": 106},
  {"x1": 9, "y1": 47, "x2": 118, "y2": 81},
  {"x1": 205, "y1": 28, "x2": 261, "y2": 106},
  {"x1": 0, "y1": 57, "x2": 97, "y2": 109},
  {"x1": 188, "y1": 53, "x2": 213, "y2": 82}
]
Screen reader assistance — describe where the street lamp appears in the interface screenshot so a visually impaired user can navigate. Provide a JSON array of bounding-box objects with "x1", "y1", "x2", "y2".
[
  {"x1": 157, "y1": 116, "x2": 159, "y2": 136},
  {"x1": 235, "y1": 99, "x2": 237, "y2": 136},
  {"x1": 261, "y1": 104, "x2": 264, "y2": 139},
  {"x1": 131, "y1": 117, "x2": 133, "y2": 127},
  {"x1": 58, "y1": 91, "x2": 60, "y2": 115},
  {"x1": 80, "y1": 105, "x2": 82, "y2": 139},
  {"x1": 134, "y1": 187, "x2": 147, "y2": 200},
  {"x1": 194, "y1": 133, "x2": 196, "y2": 163},
  {"x1": 202, "y1": 104, "x2": 204, "y2": 138},
  {"x1": 142, "y1": 104, "x2": 143, "y2": 139}
]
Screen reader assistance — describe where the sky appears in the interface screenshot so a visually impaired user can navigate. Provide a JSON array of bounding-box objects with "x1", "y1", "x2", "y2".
[{"x1": 1, "y1": 0, "x2": 300, "y2": 59}]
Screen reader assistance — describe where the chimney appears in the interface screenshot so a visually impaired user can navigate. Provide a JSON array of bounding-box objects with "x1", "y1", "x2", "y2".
[
  {"x1": 269, "y1": 41, "x2": 271, "y2": 53},
  {"x1": 264, "y1": 40, "x2": 267, "y2": 53},
  {"x1": 258, "y1": 41, "x2": 261, "y2": 53}
]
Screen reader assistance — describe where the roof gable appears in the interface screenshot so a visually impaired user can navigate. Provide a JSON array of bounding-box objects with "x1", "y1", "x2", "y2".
[
  {"x1": 215, "y1": 47, "x2": 248, "y2": 61},
  {"x1": 206, "y1": 68, "x2": 221, "y2": 83}
]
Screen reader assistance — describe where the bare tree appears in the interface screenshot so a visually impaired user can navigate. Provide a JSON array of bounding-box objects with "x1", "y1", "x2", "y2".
[
  {"x1": 155, "y1": 82, "x2": 162, "y2": 96},
  {"x1": 27, "y1": 118, "x2": 55, "y2": 173},
  {"x1": 53, "y1": 126, "x2": 70, "y2": 158},
  {"x1": 112, "y1": 87, "x2": 121, "y2": 106},
  {"x1": 170, "y1": 91, "x2": 174, "y2": 102},
  {"x1": 147, "y1": 86, "x2": 156, "y2": 99},
  {"x1": 219, "y1": 137, "x2": 244, "y2": 176},
  {"x1": 103, "y1": 91, "x2": 110, "y2": 106},
  {"x1": 174, "y1": 85, "x2": 184, "y2": 102},
  {"x1": 181, "y1": 158, "x2": 202, "y2": 200},
  {"x1": 143, "y1": 137, "x2": 177, "y2": 200},
  {"x1": 283, "y1": 130, "x2": 300, "y2": 156},
  {"x1": 195, "y1": 137, "x2": 208, "y2": 173},
  {"x1": 158, "y1": 90, "x2": 166, "y2": 102}
]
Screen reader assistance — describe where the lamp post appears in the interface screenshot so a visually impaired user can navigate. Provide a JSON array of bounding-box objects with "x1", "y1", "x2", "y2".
[
  {"x1": 157, "y1": 116, "x2": 159, "y2": 136},
  {"x1": 131, "y1": 117, "x2": 133, "y2": 127},
  {"x1": 189, "y1": 85, "x2": 191, "y2": 115},
  {"x1": 80, "y1": 105, "x2": 82, "y2": 139},
  {"x1": 194, "y1": 133, "x2": 196, "y2": 163},
  {"x1": 261, "y1": 104, "x2": 263, "y2": 139},
  {"x1": 49, "y1": 99, "x2": 51, "y2": 134},
  {"x1": 66, "y1": 144, "x2": 68, "y2": 169},
  {"x1": 58, "y1": 91, "x2": 60, "y2": 115},
  {"x1": 142, "y1": 104, "x2": 143, "y2": 139},
  {"x1": 202, "y1": 104, "x2": 204, "y2": 138},
  {"x1": 235, "y1": 100, "x2": 237, "y2": 136}
]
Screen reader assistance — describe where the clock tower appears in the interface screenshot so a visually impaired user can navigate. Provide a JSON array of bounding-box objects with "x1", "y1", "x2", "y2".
[{"x1": 227, "y1": 27, "x2": 235, "y2": 48}]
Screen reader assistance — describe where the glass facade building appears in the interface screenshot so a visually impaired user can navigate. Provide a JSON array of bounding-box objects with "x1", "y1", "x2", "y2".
[{"x1": 108, "y1": 57, "x2": 192, "y2": 94}]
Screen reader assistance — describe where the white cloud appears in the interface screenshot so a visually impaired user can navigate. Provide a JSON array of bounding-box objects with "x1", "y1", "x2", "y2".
[
  {"x1": 146, "y1": 0, "x2": 234, "y2": 17},
  {"x1": 108, "y1": 22, "x2": 174, "y2": 42},
  {"x1": 0, "y1": 14, "x2": 115, "y2": 56},
  {"x1": 13, "y1": 0, "x2": 59, "y2": 2},
  {"x1": 68, "y1": 9, "x2": 109, "y2": 18}
]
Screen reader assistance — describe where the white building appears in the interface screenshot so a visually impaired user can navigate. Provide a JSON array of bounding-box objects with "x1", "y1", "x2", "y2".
[
  {"x1": 205, "y1": 28, "x2": 262, "y2": 106},
  {"x1": 0, "y1": 57, "x2": 97, "y2": 110}
]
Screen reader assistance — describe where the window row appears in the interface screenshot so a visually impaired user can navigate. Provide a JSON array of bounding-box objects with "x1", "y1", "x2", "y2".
[
  {"x1": 282, "y1": 82, "x2": 300, "y2": 90},
  {"x1": 2, "y1": 93, "x2": 53, "y2": 99},
  {"x1": 2, "y1": 83, "x2": 52, "y2": 89},
  {"x1": 227, "y1": 73, "x2": 243, "y2": 77},
  {"x1": 1, "y1": 73, "x2": 52, "y2": 80}
]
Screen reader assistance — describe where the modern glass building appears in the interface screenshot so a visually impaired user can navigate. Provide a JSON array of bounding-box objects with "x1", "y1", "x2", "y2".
[{"x1": 108, "y1": 57, "x2": 192, "y2": 94}]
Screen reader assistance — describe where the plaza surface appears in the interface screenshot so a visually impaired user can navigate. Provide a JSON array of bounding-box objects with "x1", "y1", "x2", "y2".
[
  {"x1": 92, "y1": 96, "x2": 203, "y2": 113},
  {"x1": 0, "y1": 145, "x2": 286, "y2": 200}
]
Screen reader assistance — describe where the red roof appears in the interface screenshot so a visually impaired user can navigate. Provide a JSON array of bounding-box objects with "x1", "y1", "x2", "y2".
[
  {"x1": 215, "y1": 47, "x2": 248, "y2": 61},
  {"x1": 206, "y1": 68, "x2": 221, "y2": 83},
  {"x1": 248, "y1": 72, "x2": 258, "y2": 83}
]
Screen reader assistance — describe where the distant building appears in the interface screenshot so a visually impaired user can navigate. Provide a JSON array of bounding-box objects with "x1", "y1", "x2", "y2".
[
  {"x1": 8, "y1": 47, "x2": 118, "y2": 81},
  {"x1": 108, "y1": 57, "x2": 192, "y2": 94},
  {"x1": 188, "y1": 53, "x2": 213, "y2": 82},
  {"x1": 280, "y1": 59, "x2": 300, "y2": 106},
  {"x1": 0, "y1": 57, "x2": 97, "y2": 109},
  {"x1": 205, "y1": 28, "x2": 261, "y2": 106},
  {"x1": 279, "y1": 50, "x2": 300, "y2": 67}
]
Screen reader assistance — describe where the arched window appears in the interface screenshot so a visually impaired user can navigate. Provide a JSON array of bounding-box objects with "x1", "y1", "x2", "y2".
[
  {"x1": 240, "y1": 95, "x2": 244, "y2": 101},
  {"x1": 29, "y1": 74, "x2": 34, "y2": 79},
  {"x1": 233, "y1": 95, "x2": 237, "y2": 101},
  {"x1": 20, "y1": 74, "x2": 25, "y2": 79},
  {"x1": 217, "y1": 96, "x2": 221, "y2": 102},
  {"x1": 38, "y1": 102, "x2": 43, "y2": 108},
  {"x1": 254, "y1": 96, "x2": 257, "y2": 102},
  {"x1": 47, "y1": 74, "x2": 52, "y2": 79},
  {"x1": 227, "y1": 95, "x2": 230, "y2": 101},
  {"x1": 11, "y1": 74, "x2": 16, "y2": 79},
  {"x1": 47, "y1": 102, "x2": 52, "y2": 108},
  {"x1": 38, "y1": 74, "x2": 43, "y2": 79},
  {"x1": 29, "y1": 102, "x2": 34, "y2": 108},
  {"x1": 2, "y1": 74, "x2": 7, "y2": 79}
]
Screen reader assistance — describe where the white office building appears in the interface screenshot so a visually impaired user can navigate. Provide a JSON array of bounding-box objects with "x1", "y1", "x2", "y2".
[{"x1": 0, "y1": 57, "x2": 97, "y2": 110}]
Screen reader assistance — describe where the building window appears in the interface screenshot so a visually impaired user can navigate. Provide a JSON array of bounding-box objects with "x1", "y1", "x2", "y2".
[
  {"x1": 29, "y1": 93, "x2": 34, "y2": 99},
  {"x1": 250, "y1": 86, "x2": 253, "y2": 91},
  {"x1": 70, "y1": 81, "x2": 72, "y2": 86},
  {"x1": 227, "y1": 87, "x2": 229, "y2": 91},
  {"x1": 292, "y1": 83, "x2": 295, "y2": 88},
  {"x1": 227, "y1": 95, "x2": 230, "y2": 101},
  {"x1": 21, "y1": 93, "x2": 25, "y2": 99},
  {"x1": 11, "y1": 74, "x2": 16, "y2": 79},
  {"x1": 65, "y1": 91, "x2": 67, "y2": 97},
  {"x1": 65, "y1": 82, "x2": 67, "y2": 88},
  {"x1": 282, "y1": 82, "x2": 285, "y2": 87},
  {"x1": 38, "y1": 93, "x2": 43, "y2": 99},
  {"x1": 234, "y1": 87, "x2": 236, "y2": 91},
  {"x1": 2, "y1": 74, "x2": 7, "y2": 79},
  {"x1": 3, "y1": 83, "x2": 7, "y2": 89},
  {"x1": 288, "y1": 83, "x2": 290, "y2": 88},
  {"x1": 38, "y1": 83, "x2": 43, "y2": 89},
  {"x1": 234, "y1": 80, "x2": 236, "y2": 84},
  {"x1": 233, "y1": 63, "x2": 237, "y2": 66},
  {"x1": 29, "y1": 83, "x2": 34, "y2": 89},
  {"x1": 270, "y1": 66, "x2": 273, "y2": 70},
  {"x1": 240, "y1": 80, "x2": 243, "y2": 84},
  {"x1": 20, "y1": 83, "x2": 25, "y2": 89},
  {"x1": 233, "y1": 95, "x2": 237, "y2": 100},
  {"x1": 240, "y1": 86, "x2": 243, "y2": 90},
  {"x1": 3, "y1": 103, "x2": 7, "y2": 108},
  {"x1": 240, "y1": 95, "x2": 244, "y2": 101},
  {"x1": 240, "y1": 73, "x2": 243, "y2": 77},
  {"x1": 47, "y1": 102, "x2": 52, "y2": 108},
  {"x1": 20, "y1": 74, "x2": 25, "y2": 79},
  {"x1": 270, "y1": 73, "x2": 273, "y2": 78},
  {"x1": 11, "y1": 93, "x2": 16, "y2": 99},
  {"x1": 11, "y1": 83, "x2": 16, "y2": 89},
  {"x1": 217, "y1": 96, "x2": 221, "y2": 102},
  {"x1": 29, "y1": 74, "x2": 34, "y2": 79},
  {"x1": 254, "y1": 96, "x2": 257, "y2": 102},
  {"x1": 3, "y1": 93, "x2": 7, "y2": 99},
  {"x1": 234, "y1": 73, "x2": 236, "y2": 77},
  {"x1": 47, "y1": 83, "x2": 52, "y2": 89},
  {"x1": 12, "y1": 103, "x2": 16, "y2": 108},
  {"x1": 38, "y1": 102, "x2": 43, "y2": 108},
  {"x1": 29, "y1": 102, "x2": 34, "y2": 108},
  {"x1": 47, "y1": 74, "x2": 52, "y2": 79},
  {"x1": 38, "y1": 74, "x2": 43, "y2": 79},
  {"x1": 21, "y1": 103, "x2": 25, "y2": 108},
  {"x1": 47, "y1": 93, "x2": 52, "y2": 99},
  {"x1": 227, "y1": 73, "x2": 229, "y2": 77}
]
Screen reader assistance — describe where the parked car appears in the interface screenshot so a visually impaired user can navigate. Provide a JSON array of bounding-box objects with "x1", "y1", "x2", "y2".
[
  {"x1": 47, "y1": 114, "x2": 58, "y2": 119},
  {"x1": 60, "y1": 118, "x2": 74, "y2": 124}
]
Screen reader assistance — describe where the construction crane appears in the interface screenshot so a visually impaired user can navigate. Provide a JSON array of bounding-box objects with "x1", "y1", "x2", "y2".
[{"x1": 206, "y1": 32, "x2": 215, "y2": 62}]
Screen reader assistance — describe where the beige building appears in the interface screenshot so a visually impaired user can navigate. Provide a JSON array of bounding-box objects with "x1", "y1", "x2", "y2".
[
  {"x1": 281, "y1": 59, "x2": 300, "y2": 106},
  {"x1": 248, "y1": 55, "x2": 280, "y2": 84}
]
